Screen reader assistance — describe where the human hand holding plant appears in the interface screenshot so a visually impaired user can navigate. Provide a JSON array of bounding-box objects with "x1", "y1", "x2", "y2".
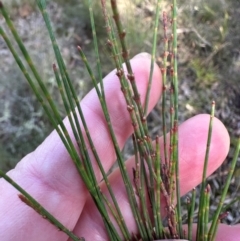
[{"x1": 0, "y1": 54, "x2": 237, "y2": 241}]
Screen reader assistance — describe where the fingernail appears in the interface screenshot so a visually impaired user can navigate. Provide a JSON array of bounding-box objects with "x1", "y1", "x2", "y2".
[
  {"x1": 132, "y1": 52, "x2": 151, "y2": 60},
  {"x1": 154, "y1": 240, "x2": 190, "y2": 241}
]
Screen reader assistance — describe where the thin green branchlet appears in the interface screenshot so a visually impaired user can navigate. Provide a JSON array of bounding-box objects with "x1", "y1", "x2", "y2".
[{"x1": 0, "y1": 170, "x2": 84, "y2": 241}]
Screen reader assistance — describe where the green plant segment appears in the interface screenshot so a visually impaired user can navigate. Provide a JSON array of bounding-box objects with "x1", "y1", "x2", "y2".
[
  {"x1": 0, "y1": 170, "x2": 83, "y2": 241},
  {"x1": 0, "y1": 0, "x2": 239, "y2": 241}
]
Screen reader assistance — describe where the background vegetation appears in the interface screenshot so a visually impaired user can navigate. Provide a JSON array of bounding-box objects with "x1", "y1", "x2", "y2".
[{"x1": 0, "y1": 0, "x2": 240, "y2": 224}]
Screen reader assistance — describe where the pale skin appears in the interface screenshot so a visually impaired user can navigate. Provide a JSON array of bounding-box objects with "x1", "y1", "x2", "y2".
[{"x1": 0, "y1": 53, "x2": 238, "y2": 241}]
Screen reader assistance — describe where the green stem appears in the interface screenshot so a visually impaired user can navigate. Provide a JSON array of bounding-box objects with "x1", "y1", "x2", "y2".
[
  {"x1": 155, "y1": 136, "x2": 165, "y2": 238},
  {"x1": 144, "y1": 0, "x2": 161, "y2": 115},
  {"x1": 197, "y1": 102, "x2": 215, "y2": 241},
  {"x1": 171, "y1": 0, "x2": 182, "y2": 236},
  {"x1": 188, "y1": 188, "x2": 196, "y2": 241},
  {"x1": 77, "y1": 47, "x2": 131, "y2": 240},
  {"x1": 0, "y1": 171, "x2": 83, "y2": 241},
  {"x1": 204, "y1": 185, "x2": 210, "y2": 241},
  {"x1": 208, "y1": 137, "x2": 240, "y2": 241},
  {"x1": 162, "y1": 10, "x2": 170, "y2": 165},
  {"x1": 87, "y1": 0, "x2": 105, "y2": 99}
]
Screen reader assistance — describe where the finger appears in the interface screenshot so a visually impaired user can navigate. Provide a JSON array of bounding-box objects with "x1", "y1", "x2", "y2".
[
  {"x1": 0, "y1": 53, "x2": 162, "y2": 241},
  {"x1": 176, "y1": 114, "x2": 230, "y2": 194},
  {"x1": 72, "y1": 114, "x2": 230, "y2": 240},
  {"x1": 157, "y1": 223, "x2": 240, "y2": 241},
  {"x1": 190, "y1": 223, "x2": 240, "y2": 241},
  {"x1": 213, "y1": 224, "x2": 240, "y2": 241}
]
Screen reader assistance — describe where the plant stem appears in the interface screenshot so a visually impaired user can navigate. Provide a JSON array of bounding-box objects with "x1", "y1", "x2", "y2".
[
  {"x1": 170, "y1": 0, "x2": 182, "y2": 236},
  {"x1": 0, "y1": 171, "x2": 83, "y2": 241},
  {"x1": 197, "y1": 101, "x2": 215, "y2": 241},
  {"x1": 208, "y1": 137, "x2": 240, "y2": 241},
  {"x1": 144, "y1": 0, "x2": 161, "y2": 115},
  {"x1": 187, "y1": 188, "x2": 196, "y2": 241}
]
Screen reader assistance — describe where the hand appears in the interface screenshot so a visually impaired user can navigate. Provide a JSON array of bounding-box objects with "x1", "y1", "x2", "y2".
[{"x1": 0, "y1": 53, "x2": 237, "y2": 241}]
